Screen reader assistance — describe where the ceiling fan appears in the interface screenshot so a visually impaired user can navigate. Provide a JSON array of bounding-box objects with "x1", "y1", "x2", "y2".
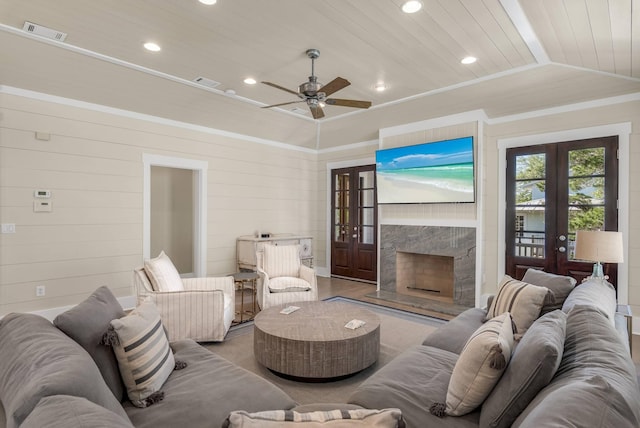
[{"x1": 261, "y1": 49, "x2": 372, "y2": 119}]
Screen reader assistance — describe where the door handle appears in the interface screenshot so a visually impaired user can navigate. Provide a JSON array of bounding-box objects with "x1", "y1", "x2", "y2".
[{"x1": 558, "y1": 246, "x2": 566, "y2": 253}]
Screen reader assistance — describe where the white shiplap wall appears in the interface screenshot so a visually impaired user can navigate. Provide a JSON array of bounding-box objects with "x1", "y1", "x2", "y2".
[{"x1": 0, "y1": 92, "x2": 317, "y2": 315}]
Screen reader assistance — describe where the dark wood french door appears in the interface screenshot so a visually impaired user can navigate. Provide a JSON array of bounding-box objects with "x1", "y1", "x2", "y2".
[
  {"x1": 506, "y1": 136, "x2": 619, "y2": 286},
  {"x1": 331, "y1": 165, "x2": 377, "y2": 282}
]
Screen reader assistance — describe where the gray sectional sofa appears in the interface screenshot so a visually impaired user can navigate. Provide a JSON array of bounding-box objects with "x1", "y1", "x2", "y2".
[
  {"x1": 1, "y1": 272, "x2": 639, "y2": 427},
  {"x1": 347, "y1": 274, "x2": 640, "y2": 427},
  {"x1": 0, "y1": 287, "x2": 297, "y2": 428}
]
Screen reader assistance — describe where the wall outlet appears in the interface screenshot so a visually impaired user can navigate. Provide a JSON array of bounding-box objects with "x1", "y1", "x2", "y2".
[
  {"x1": 1, "y1": 223, "x2": 16, "y2": 234},
  {"x1": 36, "y1": 285, "x2": 46, "y2": 297}
]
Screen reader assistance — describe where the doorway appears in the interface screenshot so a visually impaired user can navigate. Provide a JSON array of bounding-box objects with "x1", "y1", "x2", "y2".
[
  {"x1": 143, "y1": 154, "x2": 208, "y2": 277},
  {"x1": 330, "y1": 165, "x2": 377, "y2": 282},
  {"x1": 505, "y1": 136, "x2": 619, "y2": 286}
]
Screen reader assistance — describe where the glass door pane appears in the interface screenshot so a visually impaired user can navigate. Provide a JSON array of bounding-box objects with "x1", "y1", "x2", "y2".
[{"x1": 514, "y1": 153, "x2": 546, "y2": 258}]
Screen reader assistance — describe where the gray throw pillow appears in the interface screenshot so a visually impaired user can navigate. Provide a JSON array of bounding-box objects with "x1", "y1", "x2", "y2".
[
  {"x1": 521, "y1": 269, "x2": 576, "y2": 313},
  {"x1": 480, "y1": 310, "x2": 567, "y2": 428},
  {"x1": 54, "y1": 286, "x2": 126, "y2": 402},
  {"x1": 562, "y1": 278, "x2": 617, "y2": 327},
  {"x1": 21, "y1": 395, "x2": 134, "y2": 428}
]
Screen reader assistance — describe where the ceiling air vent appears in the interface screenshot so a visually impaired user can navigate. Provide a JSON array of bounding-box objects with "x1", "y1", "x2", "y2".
[
  {"x1": 193, "y1": 77, "x2": 221, "y2": 89},
  {"x1": 23, "y1": 21, "x2": 67, "y2": 41}
]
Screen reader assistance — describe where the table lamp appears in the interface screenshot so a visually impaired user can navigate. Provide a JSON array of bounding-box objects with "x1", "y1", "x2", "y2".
[{"x1": 574, "y1": 230, "x2": 624, "y2": 279}]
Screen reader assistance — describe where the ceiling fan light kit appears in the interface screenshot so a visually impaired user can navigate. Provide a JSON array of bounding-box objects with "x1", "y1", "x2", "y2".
[{"x1": 261, "y1": 48, "x2": 372, "y2": 119}]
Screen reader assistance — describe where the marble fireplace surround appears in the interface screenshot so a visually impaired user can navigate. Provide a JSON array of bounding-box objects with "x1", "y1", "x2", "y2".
[{"x1": 380, "y1": 225, "x2": 476, "y2": 308}]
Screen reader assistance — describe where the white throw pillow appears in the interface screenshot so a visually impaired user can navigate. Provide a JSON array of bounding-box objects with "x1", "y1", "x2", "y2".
[
  {"x1": 144, "y1": 251, "x2": 184, "y2": 292},
  {"x1": 268, "y1": 277, "x2": 311, "y2": 293},
  {"x1": 437, "y1": 312, "x2": 515, "y2": 417},
  {"x1": 109, "y1": 300, "x2": 175, "y2": 407}
]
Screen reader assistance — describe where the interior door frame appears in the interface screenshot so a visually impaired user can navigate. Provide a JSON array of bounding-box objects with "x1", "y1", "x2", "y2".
[
  {"x1": 325, "y1": 156, "x2": 376, "y2": 279},
  {"x1": 497, "y1": 123, "x2": 631, "y2": 304},
  {"x1": 143, "y1": 154, "x2": 208, "y2": 277}
]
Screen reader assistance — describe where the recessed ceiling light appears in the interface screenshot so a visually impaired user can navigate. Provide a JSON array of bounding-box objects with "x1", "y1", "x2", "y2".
[
  {"x1": 198, "y1": 0, "x2": 217, "y2": 5},
  {"x1": 375, "y1": 82, "x2": 387, "y2": 92},
  {"x1": 461, "y1": 56, "x2": 477, "y2": 64},
  {"x1": 402, "y1": 1, "x2": 422, "y2": 13},
  {"x1": 244, "y1": 77, "x2": 257, "y2": 85},
  {"x1": 143, "y1": 42, "x2": 161, "y2": 52}
]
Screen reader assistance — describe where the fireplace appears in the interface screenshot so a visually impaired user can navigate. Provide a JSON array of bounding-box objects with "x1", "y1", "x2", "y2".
[
  {"x1": 396, "y1": 252, "x2": 454, "y2": 301},
  {"x1": 380, "y1": 225, "x2": 476, "y2": 307}
]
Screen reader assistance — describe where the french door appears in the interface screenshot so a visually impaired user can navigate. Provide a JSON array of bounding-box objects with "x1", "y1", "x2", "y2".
[
  {"x1": 331, "y1": 165, "x2": 377, "y2": 282},
  {"x1": 505, "y1": 136, "x2": 619, "y2": 286}
]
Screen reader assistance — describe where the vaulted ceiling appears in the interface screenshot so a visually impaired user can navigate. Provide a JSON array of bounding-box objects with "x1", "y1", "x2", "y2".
[{"x1": 1, "y1": 0, "x2": 638, "y2": 149}]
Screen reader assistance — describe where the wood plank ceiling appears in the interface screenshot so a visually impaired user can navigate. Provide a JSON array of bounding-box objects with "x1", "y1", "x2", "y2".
[{"x1": 0, "y1": 0, "x2": 638, "y2": 148}]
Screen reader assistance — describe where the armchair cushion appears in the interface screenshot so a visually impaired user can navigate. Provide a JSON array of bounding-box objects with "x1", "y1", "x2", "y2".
[
  {"x1": 144, "y1": 251, "x2": 184, "y2": 292},
  {"x1": 268, "y1": 277, "x2": 312, "y2": 293},
  {"x1": 109, "y1": 300, "x2": 175, "y2": 408},
  {"x1": 263, "y1": 245, "x2": 300, "y2": 278}
]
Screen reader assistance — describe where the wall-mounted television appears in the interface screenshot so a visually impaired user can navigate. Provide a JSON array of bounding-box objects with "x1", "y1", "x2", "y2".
[{"x1": 376, "y1": 136, "x2": 475, "y2": 204}]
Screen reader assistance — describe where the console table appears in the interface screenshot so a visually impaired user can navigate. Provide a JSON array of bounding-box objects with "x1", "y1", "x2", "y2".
[{"x1": 236, "y1": 234, "x2": 313, "y2": 271}]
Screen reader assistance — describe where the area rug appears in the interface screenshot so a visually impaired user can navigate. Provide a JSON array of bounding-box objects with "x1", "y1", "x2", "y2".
[{"x1": 204, "y1": 297, "x2": 446, "y2": 405}]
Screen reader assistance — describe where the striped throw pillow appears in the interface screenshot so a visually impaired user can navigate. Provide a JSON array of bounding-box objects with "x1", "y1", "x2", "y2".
[
  {"x1": 110, "y1": 300, "x2": 175, "y2": 408},
  {"x1": 225, "y1": 408, "x2": 404, "y2": 427},
  {"x1": 263, "y1": 244, "x2": 301, "y2": 278},
  {"x1": 485, "y1": 275, "x2": 551, "y2": 338}
]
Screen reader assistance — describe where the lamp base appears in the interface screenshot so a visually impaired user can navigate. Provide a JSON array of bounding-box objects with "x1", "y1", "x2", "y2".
[{"x1": 591, "y1": 261, "x2": 604, "y2": 278}]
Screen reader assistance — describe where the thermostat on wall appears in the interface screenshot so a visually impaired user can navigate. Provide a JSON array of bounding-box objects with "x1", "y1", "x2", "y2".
[{"x1": 34, "y1": 190, "x2": 51, "y2": 198}]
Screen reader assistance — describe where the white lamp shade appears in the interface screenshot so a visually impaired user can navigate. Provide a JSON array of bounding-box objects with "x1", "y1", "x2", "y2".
[{"x1": 574, "y1": 230, "x2": 624, "y2": 263}]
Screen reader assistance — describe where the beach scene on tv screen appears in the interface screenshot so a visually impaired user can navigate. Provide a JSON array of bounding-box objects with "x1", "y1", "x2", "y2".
[{"x1": 376, "y1": 137, "x2": 475, "y2": 204}]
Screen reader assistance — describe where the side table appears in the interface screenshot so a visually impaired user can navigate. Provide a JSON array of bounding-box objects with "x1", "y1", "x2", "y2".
[{"x1": 230, "y1": 271, "x2": 259, "y2": 323}]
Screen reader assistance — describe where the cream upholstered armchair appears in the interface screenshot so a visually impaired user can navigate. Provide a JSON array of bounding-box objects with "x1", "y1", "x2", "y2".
[
  {"x1": 133, "y1": 251, "x2": 235, "y2": 342},
  {"x1": 256, "y1": 244, "x2": 318, "y2": 310}
]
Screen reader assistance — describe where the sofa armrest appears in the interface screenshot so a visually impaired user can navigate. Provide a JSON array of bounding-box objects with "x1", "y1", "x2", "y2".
[{"x1": 299, "y1": 265, "x2": 318, "y2": 299}]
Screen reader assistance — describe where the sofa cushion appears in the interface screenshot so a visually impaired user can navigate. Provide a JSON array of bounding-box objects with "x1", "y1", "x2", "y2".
[
  {"x1": 422, "y1": 307, "x2": 486, "y2": 354},
  {"x1": 348, "y1": 345, "x2": 479, "y2": 427},
  {"x1": 223, "y1": 408, "x2": 404, "y2": 428},
  {"x1": 53, "y1": 285, "x2": 126, "y2": 402},
  {"x1": 444, "y1": 312, "x2": 514, "y2": 416},
  {"x1": 124, "y1": 339, "x2": 296, "y2": 428},
  {"x1": 109, "y1": 300, "x2": 175, "y2": 408},
  {"x1": 480, "y1": 310, "x2": 567, "y2": 428},
  {"x1": 521, "y1": 269, "x2": 576, "y2": 313},
  {"x1": 486, "y1": 275, "x2": 550, "y2": 338},
  {"x1": 561, "y1": 278, "x2": 616, "y2": 326},
  {"x1": 268, "y1": 276, "x2": 312, "y2": 293},
  {"x1": 263, "y1": 244, "x2": 300, "y2": 278},
  {"x1": 144, "y1": 251, "x2": 184, "y2": 292},
  {"x1": 512, "y1": 305, "x2": 640, "y2": 427},
  {"x1": 20, "y1": 395, "x2": 134, "y2": 428},
  {"x1": 0, "y1": 313, "x2": 130, "y2": 428}
]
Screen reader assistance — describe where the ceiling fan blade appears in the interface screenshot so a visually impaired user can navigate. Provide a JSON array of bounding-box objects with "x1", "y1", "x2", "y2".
[
  {"x1": 319, "y1": 77, "x2": 350, "y2": 97},
  {"x1": 261, "y1": 100, "x2": 304, "y2": 109},
  {"x1": 309, "y1": 104, "x2": 325, "y2": 119},
  {"x1": 325, "y1": 98, "x2": 372, "y2": 109},
  {"x1": 262, "y1": 81, "x2": 299, "y2": 96}
]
